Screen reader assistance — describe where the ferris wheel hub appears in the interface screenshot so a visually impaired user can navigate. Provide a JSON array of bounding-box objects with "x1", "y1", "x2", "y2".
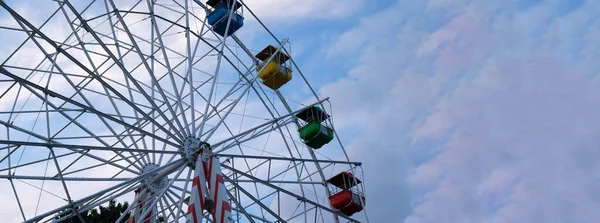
[
  {"x1": 141, "y1": 163, "x2": 169, "y2": 194},
  {"x1": 181, "y1": 137, "x2": 212, "y2": 167}
]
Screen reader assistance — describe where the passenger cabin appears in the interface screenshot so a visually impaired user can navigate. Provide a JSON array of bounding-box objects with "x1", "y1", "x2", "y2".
[
  {"x1": 295, "y1": 105, "x2": 334, "y2": 149},
  {"x1": 327, "y1": 172, "x2": 365, "y2": 216},
  {"x1": 255, "y1": 45, "x2": 292, "y2": 90},
  {"x1": 206, "y1": 0, "x2": 244, "y2": 37}
]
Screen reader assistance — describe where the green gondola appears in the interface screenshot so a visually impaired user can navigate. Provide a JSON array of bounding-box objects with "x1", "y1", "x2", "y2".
[{"x1": 296, "y1": 105, "x2": 335, "y2": 149}]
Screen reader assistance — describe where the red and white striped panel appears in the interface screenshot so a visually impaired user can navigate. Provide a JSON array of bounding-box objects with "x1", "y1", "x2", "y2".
[
  {"x1": 186, "y1": 152, "x2": 210, "y2": 223},
  {"x1": 207, "y1": 156, "x2": 232, "y2": 223},
  {"x1": 186, "y1": 153, "x2": 232, "y2": 223}
]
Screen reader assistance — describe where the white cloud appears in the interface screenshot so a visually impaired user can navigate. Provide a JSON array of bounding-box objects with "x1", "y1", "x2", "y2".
[
  {"x1": 320, "y1": 0, "x2": 600, "y2": 222},
  {"x1": 244, "y1": 0, "x2": 363, "y2": 22}
]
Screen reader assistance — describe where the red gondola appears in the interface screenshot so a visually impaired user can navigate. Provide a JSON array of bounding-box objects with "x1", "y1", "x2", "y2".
[{"x1": 327, "y1": 172, "x2": 366, "y2": 216}]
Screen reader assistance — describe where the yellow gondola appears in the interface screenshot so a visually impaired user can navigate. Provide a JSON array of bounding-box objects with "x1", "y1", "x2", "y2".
[{"x1": 255, "y1": 45, "x2": 292, "y2": 90}]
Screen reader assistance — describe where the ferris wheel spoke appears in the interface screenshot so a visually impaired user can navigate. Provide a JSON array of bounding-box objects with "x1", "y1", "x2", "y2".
[
  {"x1": 165, "y1": 187, "x2": 185, "y2": 202},
  {"x1": 196, "y1": 0, "x2": 242, "y2": 138},
  {"x1": 186, "y1": 0, "x2": 206, "y2": 136},
  {"x1": 50, "y1": 109, "x2": 146, "y2": 172},
  {"x1": 189, "y1": 35, "x2": 256, "y2": 94},
  {"x1": 91, "y1": 60, "x2": 196, "y2": 125},
  {"x1": 233, "y1": 179, "x2": 322, "y2": 185},
  {"x1": 59, "y1": 183, "x2": 140, "y2": 223},
  {"x1": 60, "y1": 14, "x2": 154, "y2": 161},
  {"x1": 225, "y1": 175, "x2": 285, "y2": 222},
  {"x1": 172, "y1": 168, "x2": 192, "y2": 221},
  {"x1": 212, "y1": 116, "x2": 294, "y2": 154},
  {"x1": 164, "y1": 189, "x2": 188, "y2": 221},
  {"x1": 5, "y1": 15, "x2": 138, "y2": 153},
  {"x1": 0, "y1": 67, "x2": 180, "y2": 148},
  {"x1": 0, "y1": 140, "x2": 172, "y2": 156},
  {"x1": 226, "y1": 158, "x2": 329, "y2": 197},
  {"x1": 0, "y1": 2, "x2": 65, "y2": 67},
  {"x1": 223, "y1": 164, "x2": 361, "y2": 223},
  {"x1": 142, "y1": 0, "x2": 192, "y2": 137},
  {"x1": 209, "y1": 35, "x2": 254, "y2": 75},
  {"x1": 195, "y1": 93, "x2": 269, "y2": 190},
  {"x1": 0, "y1": 89, "x2": 165, "y2": 173},
  {"x1": 230, "y1": 207, "x2": 272, "y2": 223},
  {"x1": 0, "y1": 148, "x2": 68, "y2": 173},
  {"x1": 54, "y1": 116, "x2": 172, "y2": 178},
  {"x1": 288, "y1": 205, "x2": 320, "y2": 222},
  {"x1": 54, "y1": 5, "x2": 160, "y2": 169},
  {"x1": 0, "y1": 25, "x2": 28, "y2": 34},
  {"x1": 93, "y1": 0, "x2": 189, "y2": 140},
  {"x1": 200, "y1": 64, "x2": 254, "y2": 120},
  {"x1": 243, "y1": 96, "x2": 313, "y2": 213},
  {"x1": 225, "y1": 188, "x2": 257, "y2": 223},
  {"x1": 160, "y1": 196, "x2": 182, "y2": 223},
  {"x1": 230, "y1": 35, "x2": 259, "y2": 66},
  {"x1": 0, "y1": 124, "x2": 142, "y2": 177},
  {"x1": 60, "y1": 2, "x2": 187, "y2": 143},
  {"x1": 102, "y1": 13, "x2": 187, "y2": 59},
  {"x1": 8, "y1": 178, "x2": 27, "y2": 221},
  {"x1": 188, "y1": 75, "x2": 252, "y2": 142},
  {"x1": 59, "y1": 152, "x2": 146, "y2": 178},
  {"x1": 48, "y1": 40, "x2": 115, "y2": 59},
  {"x1": 0, "y1": 108, "x2": 85, "y2": 115},
  {"x1": 193, "y1": 79, "x2": 246, "y2": 122},
  {"x1": 17, "y1": 176, "x2": 68, "y2": 203},
  {"x1": 218, "y1": 154, "x2": 361, "y2": 167},
  {"x1": 211, "y1": 98, "x2": 328, "y2": 154},
  {"x1": 189, "y1": 36, "x2": 271, "y2": 112},
  {"x1": 160, "y1": 194, "x2": 178, "y2": 222},
  {"x1": 1, "y1": 148, "x2": 141, "y2": 180},
  {"x1": 26, "y1": 157, "x2": 181, "y2": 223},
  {"x1": 157, "y1": 198, "x2": 170, "y2": 222},
  {"x1": 76, "y1": 84, "x2": 152, "y2": 113},
  {"x1": 134, "y1": 166, "x2": 185, "y2": 223},
  {"x1": 1, "y1": 65, "x2": 99, "y2": 80},
  {"x1": 106, "y1": 153, "x2": 154, "y2": 180},
  {"x1": 0, "y1": 31, "x2": 183, "y2": 148},
  {"x1": 0, "y1": 174, "x2": 141, "y2": 182},
  {"x1": 229, "y1": 60, "x2": 310, "y2": 165},
  {"x1": 153, "y1": 1, "x2": 184, "y2": 15}
]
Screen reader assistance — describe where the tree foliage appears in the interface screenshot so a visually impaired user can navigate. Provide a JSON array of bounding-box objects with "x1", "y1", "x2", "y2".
[{"x1": 54, "y1": 200, "x2": 130, "y2": 223}]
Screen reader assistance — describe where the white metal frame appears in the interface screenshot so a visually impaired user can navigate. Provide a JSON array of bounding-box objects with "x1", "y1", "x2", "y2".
[{"x1": 0, "y1": 0, "x2": 370, "y2": 222}]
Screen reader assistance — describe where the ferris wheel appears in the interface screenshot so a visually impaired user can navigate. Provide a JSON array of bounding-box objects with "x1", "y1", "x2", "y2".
[{"x1": 0, "y1": 0, "x2": 369, "y2": 222}]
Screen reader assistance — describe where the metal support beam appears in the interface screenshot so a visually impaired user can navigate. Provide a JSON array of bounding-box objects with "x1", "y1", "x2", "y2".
[{"x1": 223, "y1": 164, "x2": 360, "y2": 223}]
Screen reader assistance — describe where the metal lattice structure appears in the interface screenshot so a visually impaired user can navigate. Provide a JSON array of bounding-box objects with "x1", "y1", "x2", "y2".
[{"x1": 0, "y1": 0, "x2": 369, "y2": 222}]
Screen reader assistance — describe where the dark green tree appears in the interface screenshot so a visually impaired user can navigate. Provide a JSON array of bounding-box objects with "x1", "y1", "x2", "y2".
[{"x1": 54, "y1": 200, "x2": 130, "y2": 223}]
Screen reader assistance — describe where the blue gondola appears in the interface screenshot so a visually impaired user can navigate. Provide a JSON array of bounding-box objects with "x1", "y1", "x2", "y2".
[{"x1": 206, "y1": 0, "x2": 244, "y2": 37}]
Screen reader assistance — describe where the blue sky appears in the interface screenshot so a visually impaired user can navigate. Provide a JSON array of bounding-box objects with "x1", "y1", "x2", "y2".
[
  {"x1": 2, "y1": 0, "x2": 600, "y2": 222},
  {"x1": 260, "y1": 0, "x2": 600, "y2": 222}
]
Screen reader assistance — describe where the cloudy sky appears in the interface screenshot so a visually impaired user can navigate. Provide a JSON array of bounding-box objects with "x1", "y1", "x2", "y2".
[
  {"x1": 266, "y1": 0, "x2": 600, "y2": 222},
  {"x1": 2, "y1": 0, "x2": 600, "y2": 222}
]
